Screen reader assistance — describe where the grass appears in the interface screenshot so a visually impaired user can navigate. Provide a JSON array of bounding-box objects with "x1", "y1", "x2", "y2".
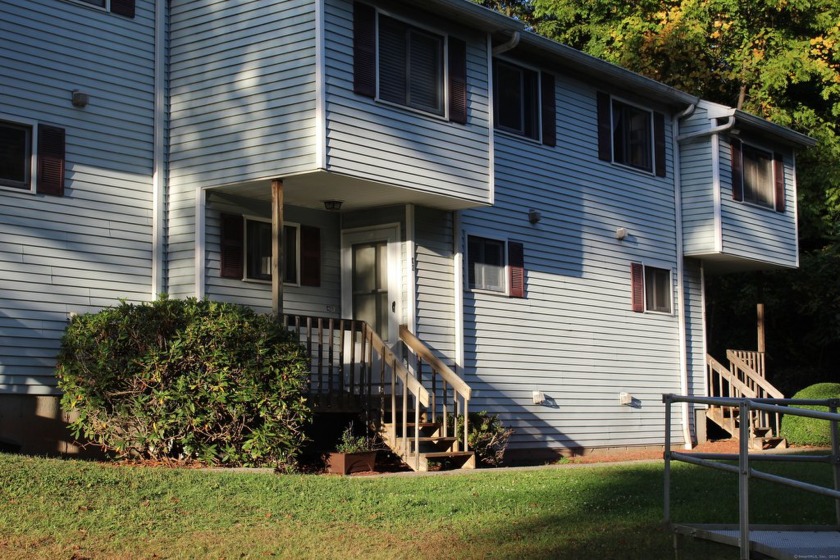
[{"x1": 0, "y1": 453, "x2": 836, "y2": 559}]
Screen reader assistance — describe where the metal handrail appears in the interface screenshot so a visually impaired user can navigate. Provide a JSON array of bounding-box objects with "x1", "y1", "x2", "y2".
[{"x1": 663, "y1": 394, "x2": 840, "y2": 560}]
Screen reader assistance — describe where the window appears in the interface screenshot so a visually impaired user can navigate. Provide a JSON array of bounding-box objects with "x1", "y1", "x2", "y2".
[
  {"x1": 597, "y1": 93, "x2": 666, "y2": 177},
  {"x1": 0, "y1": 119, "x2": 65, "y2": 196},
  {"x1": 245, "y1": 219, "x2": 299, "y2": 284},
  {"x1": 494, "y1": 60, "x2": 538, "y2": 139},
  {"x1": 730, "y1": 139, "x2": 785, "y2": 212},
  {"x1": 492, "y1": 60, "x2": 556, "y2": 146},
  {"x1": 631, "y1": 263, "x2": 671, "y2": 314},
  {"x1": 0, "y1": 121, "x2": 31, "y2": 190},
  {"x1": 379, "y1": 16, "x2": 444, "y2": 115},
  {"x1": 353, "y1": 3, "x2": 467, "y2": 123},
  {"x1": 68, "y1": 0, "x2": 135, "y2": 18},
  {"x1": 220, "y1": 214, "x2": 321, "y2": 287},
  {"x1": 467, "y1": 235, "x2": 525, "y2": 297}
]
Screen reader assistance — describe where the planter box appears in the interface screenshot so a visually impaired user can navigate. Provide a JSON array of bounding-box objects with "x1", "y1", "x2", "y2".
[{"x1": 326, "y1": 451, "x2": 377, "y2": 475}]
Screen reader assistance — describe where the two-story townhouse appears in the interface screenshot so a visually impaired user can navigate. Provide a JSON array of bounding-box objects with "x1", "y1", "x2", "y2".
[
  {"x1": 0, "y1": 0, "x2": 162, "y2": 453},
  {"x1": 1, "y1": 0, "x2": 814, "y2": 463}
]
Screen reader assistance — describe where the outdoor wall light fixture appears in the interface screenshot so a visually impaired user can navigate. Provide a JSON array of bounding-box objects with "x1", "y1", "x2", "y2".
[
  {"x1": 323, "y1": 200, "x2": 343, "y2": 211},
  {"x1": 71, "y1": 90, "x2": 89, "y2": 108},
  {"x1": 528, "y1": 209, "x2": 542, "y2": 224},
  {"x1": 615, "y1": 227, "x2": 628, "y2": 240}
]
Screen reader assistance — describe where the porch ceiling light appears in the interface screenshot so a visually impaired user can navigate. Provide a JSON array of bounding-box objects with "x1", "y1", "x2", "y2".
[{"x1": 323, "y1": 200, "x2": 343, "y2": 211}]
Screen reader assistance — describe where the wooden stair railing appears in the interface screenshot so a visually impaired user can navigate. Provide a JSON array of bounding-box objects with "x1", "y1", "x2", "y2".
[
  {"x1": 706, "y1": 350, "x2": 785, "y2": 447},
  {"x1": 283, "y1": 315, "x2": 473, "y2": 471},
  {"x1": 397, "y1": 325, "x2": 474, "y2": 471}
]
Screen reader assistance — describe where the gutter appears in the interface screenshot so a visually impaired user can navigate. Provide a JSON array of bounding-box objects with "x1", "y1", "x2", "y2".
[
  {"x1": 151, "y1": 0, "x2": 166, "y2": 297},
  {"x1": 673, "y1": 103, "x2": 696, "y2": 450}
]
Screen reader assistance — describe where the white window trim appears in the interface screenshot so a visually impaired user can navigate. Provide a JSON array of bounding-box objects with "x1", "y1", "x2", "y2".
[
  {"x1": 374, "y1": 9, "x2": 450, "y2": 121},
  {"x1": 492, "y1": 57, "x2": 543, "y2": 143},
  {"x1": 465, "y1": 231, "x2": 511, "y2": 296},
  {"x1": 0, "y1": 113, "x2": 38, "y2": 195},
  {"x1": 641, "y1": 263, "x2": 674, "y2": 315},
  {"x1": 242, "y1": 215, "x2": 301, "y2": 287},
  {"x1": 609, "y1": 95, "x2": 657, "y2": 176}
]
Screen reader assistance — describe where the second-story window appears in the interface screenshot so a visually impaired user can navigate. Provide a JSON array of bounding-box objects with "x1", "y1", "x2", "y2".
[
  {"x1": 494, "y1": 60, "x2": 538, "y2": 140},
  {"x1": 353, "y1": 2, "x2": 467, "y2": 124},
  {"x1": 379, "y1": 16, "x2": 444, "y2": 116},
  {"x1": 730, "y1": 139, "x2": 785, "y2": 212},
  {"x1": 597, "y1": 92, "x2": 666, "y2": 177}
]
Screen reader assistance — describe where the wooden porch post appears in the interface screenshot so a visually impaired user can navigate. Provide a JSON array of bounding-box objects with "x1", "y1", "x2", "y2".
[
  {"x1": 757, "y1": 303, "x2": 765, "y2": 353},
  {"x1": 272, "y1": 179, "x2": 284, "y2": 318}
]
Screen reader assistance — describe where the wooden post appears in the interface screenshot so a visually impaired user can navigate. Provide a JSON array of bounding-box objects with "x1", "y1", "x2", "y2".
[
  {"x1": 757, "y1": 303, "x2": 765, "y2": 353},
  {"x1": 272, "y1": 179, "x2": 284, "y2": 318}
]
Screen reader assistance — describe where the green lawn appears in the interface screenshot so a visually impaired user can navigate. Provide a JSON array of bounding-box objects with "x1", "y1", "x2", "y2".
[{"x1": 0, "y1": 453, "x2": 835, "y2": 559}]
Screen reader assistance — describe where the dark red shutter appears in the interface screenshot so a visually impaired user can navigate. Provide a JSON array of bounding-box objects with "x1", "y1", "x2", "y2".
[
  {"x1": 220, "y1": 214, "x2": 244, "y2": 279},
  {"x1": 540, "y1": 72, "x2": 556, "y2": 147},
  {"x1": 774, "y1": 153, "x2": 786, "y2": 212},
  {"x1": 300, "y1": 225, "x2": 321, "y2": 287},
  {"x1": 508, "y1": 241, "x2": 525, "y2": 298},
  {"x1": 631, "y1": 263, "x2": 644, "y2": 313},
  {"x1": 448, "y1": 37, "x2": 467, "y2": 124},
  {"x1": 353, "y1": 2, "x2": 376, "y2": 98},
  {"x1": 37, "y1": 125, "x2": 65, "y2": 196},
  {"x1": 110, "y1": 0, "x2": 135, "y2": 18},
  {"x1": 597, "y1": 92, "x2": 612, "y2": 162},
  {"x1": 654, "y1": 112, "x2": 666, "y2": 177},
  {"x1": 730, "y1": 139, "x2": 743, "y2": 201}
]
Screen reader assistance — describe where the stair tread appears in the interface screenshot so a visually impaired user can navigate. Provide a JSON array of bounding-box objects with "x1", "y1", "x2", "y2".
[
  {"x1": 420, "y1": 451, "x2": 474, "y2": 458},
  {"x1": 384, "y1": 422, "x2": 440, "y2": 428}
]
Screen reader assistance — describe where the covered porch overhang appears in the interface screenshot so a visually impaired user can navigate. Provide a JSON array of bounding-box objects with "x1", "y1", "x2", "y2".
[{"x1": 206, "y1": 170, "x2": 490, "y2": 214}]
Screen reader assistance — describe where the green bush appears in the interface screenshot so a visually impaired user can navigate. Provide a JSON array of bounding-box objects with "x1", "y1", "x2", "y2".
[
  {"x1": 780, "y1": 383, "x2": 840, "y2": 446},
  {"x1": 450, "y1": 411, "x2": 513, "y2": 467},
  {"x1": 57, "y1": 297, "x2": 311, "y2": 467}
]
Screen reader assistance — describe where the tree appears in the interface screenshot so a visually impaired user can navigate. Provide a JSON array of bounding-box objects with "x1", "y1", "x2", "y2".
[{"x1": 528, "y1": 0, "x2": 840, "y2": 389}]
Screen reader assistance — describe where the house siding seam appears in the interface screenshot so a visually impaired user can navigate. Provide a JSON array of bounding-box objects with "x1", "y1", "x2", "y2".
[{"x1": 0, "y1": 0, "x2": 156, "y2": 395}]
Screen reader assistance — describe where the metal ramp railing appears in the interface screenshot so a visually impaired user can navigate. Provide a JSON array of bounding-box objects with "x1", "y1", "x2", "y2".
[{"x1": 663, "y1": 394, "x2": 840, "y2": 560}]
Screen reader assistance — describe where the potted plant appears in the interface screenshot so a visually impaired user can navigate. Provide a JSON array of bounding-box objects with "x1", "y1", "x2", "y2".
[{"x1": 325, "y1": 423, "x2": 378, "y2": 475}]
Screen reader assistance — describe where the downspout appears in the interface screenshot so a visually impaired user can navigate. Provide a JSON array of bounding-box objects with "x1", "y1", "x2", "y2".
[
  {"x1": 453, "y1": 211, "x2": 464, "y2": 373},
  {"x1": 492, "y1": 31, "x2": 520, "y2": 56},
  {"x1": 673, "y1": 103, "x2": 695, "y2": 450},
  {"x1": 151, "y1": 0, "x2": 166, "y2": 297}
]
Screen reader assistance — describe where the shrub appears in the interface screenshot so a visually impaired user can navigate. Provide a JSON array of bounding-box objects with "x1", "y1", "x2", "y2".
[
  {"x1": 57, "y1": 297, "x2": 311, "y2": 467},
  {"x1": 780, "y1": 383, "x2": 840, "y2": 446},
  {"x1": 450, "y1": 411, "x2": 513, "y2": 467}
]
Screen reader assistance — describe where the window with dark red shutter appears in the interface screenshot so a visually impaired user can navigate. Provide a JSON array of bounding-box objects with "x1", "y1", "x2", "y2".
[
  {"x1": 448, "y1": 37, "x2": 468, "y2": 124},
  {"x1": 774, "y1": 153, "x2": 786, "y2": 213},
  {"x1": 540, "y1": 72, "x2": 556, "y2": 147},
  {"x1": 731, "y1": 139, "x2": 744, "y2": 201},
  {"x1": 220, "y1": 214, "x2": 244, "y2": 279},
  {"x1": 597, "y1": 92, "x2": 665, "y2": 176},
  {"x1": 110, "y1": 0, "x2": 135, "y2": 18},
  {"x1": 631, "y1": 263, "x2": 644, "y2": 313},
  {"x1": 508, "y1": 241, "x2": 525, "y2": 298},
  {"x1": 37, "y1": 124, "x2": 65, "y2": 197},
  {"x1": 353, "y1": 2, "x2": 376, "y2": 98},
  {"x1": 300, "y1": 225, "x2": 321, "y2": 287}
]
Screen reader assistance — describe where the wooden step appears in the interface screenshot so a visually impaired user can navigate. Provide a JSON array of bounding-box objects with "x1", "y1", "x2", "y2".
[{"x1": 402, "y1": 450, "x2": 476, "y2": 472}]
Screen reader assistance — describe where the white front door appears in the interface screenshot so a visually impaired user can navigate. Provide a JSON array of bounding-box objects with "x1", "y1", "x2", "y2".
[{"x1": 341, "y1": 225, "x2": 401, "y2": 343}]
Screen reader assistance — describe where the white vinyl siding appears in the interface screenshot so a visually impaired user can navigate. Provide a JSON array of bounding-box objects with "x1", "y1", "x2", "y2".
[
  {"x1": 168, "y1": 0, "x2": 318, "y2": 297},
  {"x1": 0, "y1": 0, "x2": 156, "y2": 394},
  {"x1": 323, "y1": 0, "x2": 492, "y2": 205},
  {"x1": 414, "y1": 206, "x2": 456, "y2": 365},
  {"x1": 461, "y1": 77, "x2": 684, "y2": 450},
  {"x1": 719, "y1": 137, "x2": 798, "y2": 267}
]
